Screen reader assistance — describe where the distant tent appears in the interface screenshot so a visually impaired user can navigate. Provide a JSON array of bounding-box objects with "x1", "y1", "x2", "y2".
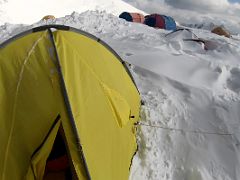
[
  {"x1": 41, "y1": 15, "x2": 55, "y2": 21},
  {"x1": 144, "y1": 14, "x2": 177, "y2": 31},
  {"x1": 0, "y1": 25, "x2": 140, "y2": 180},
  {"x1": 165, "y1": 28, "x2": 199, "y2": 40},
  {"x1": 119, "y1": 12, "x2": 145, "y2": 23},
  {"x1": 144, "y1": 14, "x2": 165, "y2": 29},
  {"x1": 166, "y1": 28, "x2": 220, "y2": 50},
  {"x1": 211, "y1": 26, "x2": 231, "y2": 38},
  {"x1": 163, "y1": 15, "x2": 177, "y2": 31}
]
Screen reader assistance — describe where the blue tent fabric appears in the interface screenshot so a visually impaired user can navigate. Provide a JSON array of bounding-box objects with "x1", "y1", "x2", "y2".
[{"x1": 162, "y1": 15, "x2": 176, "y2": 31}]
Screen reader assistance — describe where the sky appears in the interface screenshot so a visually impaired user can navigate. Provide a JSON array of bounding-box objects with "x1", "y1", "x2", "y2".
[
  {"x1": 122, "y1": 0, "x2": 240, "y2": 34},
  {"x1": 0, "y1": 0, "x2": 144, "y2": 24},
  {"x1": 123, "y1": 0, "x2": 240, "y2": 16},
  {"x1": 0, "y1": 0, "x2": 239, "y2": 26}
]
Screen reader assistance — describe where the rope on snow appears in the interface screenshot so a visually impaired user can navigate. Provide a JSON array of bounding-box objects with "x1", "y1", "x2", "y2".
[{"x1": 135, "y1": 122, "x2": 234, "y2": 136}]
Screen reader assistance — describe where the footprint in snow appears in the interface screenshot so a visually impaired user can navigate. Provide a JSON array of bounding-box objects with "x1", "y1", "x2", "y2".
[
  {"x1": 227, "y1": 67, "x2": 240, "y2": 93},
  {"x1": 125, "y1": 52, "x2": 134, "y2": 56}
]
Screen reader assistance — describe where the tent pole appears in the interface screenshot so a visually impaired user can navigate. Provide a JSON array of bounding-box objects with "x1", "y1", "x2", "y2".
[{"x1": 47, "y1": 28, "x2": 91, "y2": 180}]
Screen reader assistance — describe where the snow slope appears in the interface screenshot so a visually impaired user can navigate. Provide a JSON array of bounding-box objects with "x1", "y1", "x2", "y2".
[
  {"x1": 0, "y1": 0, "x2": 145, "y2": 25},
  {"x1": 0, "y1": 5, "x2": 240, "y2": 180}
]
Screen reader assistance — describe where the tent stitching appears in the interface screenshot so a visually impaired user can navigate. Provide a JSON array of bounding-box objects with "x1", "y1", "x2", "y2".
[
  {"x1": 48, "y1": 29, "x2": 92, "y2": 179},
  {"x1": 1, "y1": 31, "x2": 46, "y2": 180}
]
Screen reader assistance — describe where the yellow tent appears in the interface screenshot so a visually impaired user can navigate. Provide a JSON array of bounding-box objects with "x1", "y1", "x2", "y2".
[{"x1": 0, "y1": 25, "x2": 140, "y2": 180}]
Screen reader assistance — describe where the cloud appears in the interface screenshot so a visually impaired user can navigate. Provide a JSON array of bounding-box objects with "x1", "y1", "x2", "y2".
[
  {"x1": 122, "y1": 0, "x2": 165, "y2": 13},
  {"x1": 165, "y1": 0, "x2": 229, "y2": 11},
  {"x1": 123, "y1": 0, "x2": 240, "y2": 34},
  {"x1": 123, "y1": 0, "x2": 240, "y2": 15},
  {"x1": 0, "y1": 0, "x2": 7, "y2": 3}
]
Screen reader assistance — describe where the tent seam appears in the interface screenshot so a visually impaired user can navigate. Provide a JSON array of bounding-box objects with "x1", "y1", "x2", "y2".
[
  {"x1": 48, "y1": 29, "x2": 92, "y2": 180},
  {"x1": 1, "y1": 31, "x2": 47, "y2": 180}
]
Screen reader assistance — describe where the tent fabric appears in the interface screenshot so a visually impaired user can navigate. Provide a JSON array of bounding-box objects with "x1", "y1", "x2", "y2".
[
  {"x1": 144, "y1": 14, "x2": 165, "y2": 29},
  {"x1": 144, "y1": 14, "x2": 176, "y2": 31},
  {"x1": 0, "y1": 25, "x2": 140, "y2": 180},
  {"x1": 211, "y1": 26, "x2": 231, "y2": 38},
  {"x1": 119, "y1": 12, "x2": 145, "y2": 23},
  {"x1": 161, "y1": 15, "x2": 176, "y2": 31},
  {"x1": 26, "y1": 120, "x2": 61, "y2": 180},
  {"x1": 42, "y1": 15, "x2": 55, "y2": 21},
  {"x1": 165, "y1": 29, "x2": 219, "y2": 51}
]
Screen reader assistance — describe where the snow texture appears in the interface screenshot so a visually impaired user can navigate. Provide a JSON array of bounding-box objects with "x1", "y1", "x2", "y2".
[
  {"x1": 0, "y1": 2, "x2": 240, "y2": 180},
  {"x1": 0, "y1": 0, "x2": 145, "y2": 25}
]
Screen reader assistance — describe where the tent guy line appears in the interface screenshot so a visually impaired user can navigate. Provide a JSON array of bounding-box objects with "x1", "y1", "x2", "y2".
[{"x1": 136, "y1": 122, "x2": 234, "y2": 136}]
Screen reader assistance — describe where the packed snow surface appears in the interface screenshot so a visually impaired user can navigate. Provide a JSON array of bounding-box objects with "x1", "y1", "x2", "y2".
[{"x1": 0, "y1": 9, "x2": 240, "y2": 180}]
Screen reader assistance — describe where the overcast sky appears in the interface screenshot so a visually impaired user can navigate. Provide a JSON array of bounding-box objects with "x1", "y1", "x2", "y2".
[
  {"x1": 122, "y1": 0, "x2": 240, "y2": 34},
  {"x1": 123, "y1": 0, "x2": 240, "y2": 15},
  {"x1": 229, "y1": 0, "x2": 240, "y2": 2}
]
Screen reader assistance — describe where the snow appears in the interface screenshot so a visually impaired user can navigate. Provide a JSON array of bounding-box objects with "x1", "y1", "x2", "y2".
[
  {"x1": 123, "y1": 1, "x2": 240, "y2": 35},
  {"x1": 0, "y1": 0, "x2": 145, "y2": 25},
  {"x1": 0, "y1": 1, "x2": 240, "y2": 180}
]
